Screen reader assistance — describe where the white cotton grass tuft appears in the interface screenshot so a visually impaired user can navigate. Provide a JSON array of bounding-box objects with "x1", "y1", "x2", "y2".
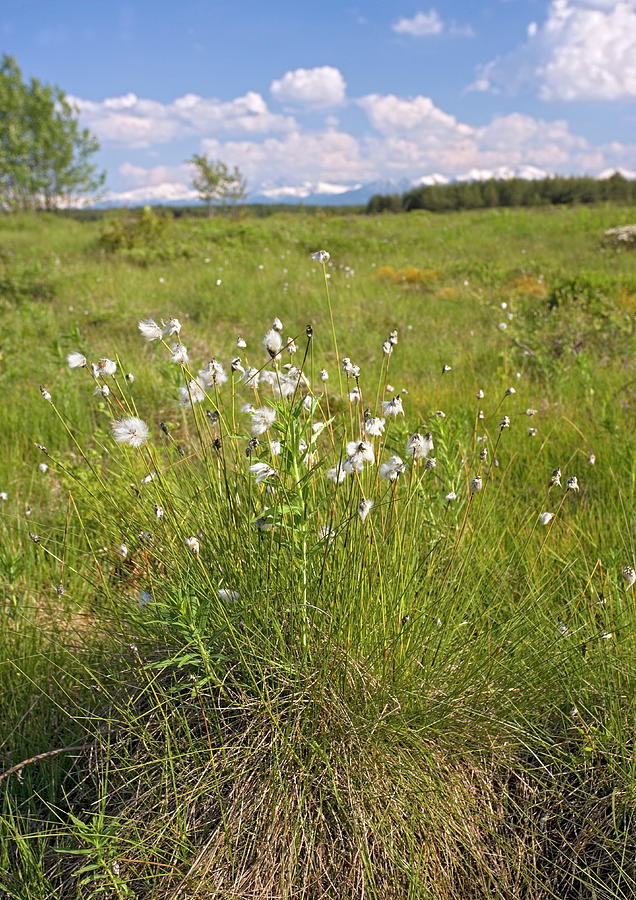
[
  {"x1": 326, "y1": 464, "x2": 347, "y2": 484},
  {"x1": 117, "y1": 543, "x2": 128, "y2": 559},
  {"x1": 264, "y1": 328, "x2": 283, "y2": 359},
  {"x1": 539, "y1": 512, "x2": 554, "y2": 526},
  {"x1": 185, "y1": 536, "x2": 200, "y2": 557},
  {"x1": 98, "y1": 358, "x2": 117, "y2": 376},
  {"x1": 622, "y1": 566, "x2": 635, "y2": 590},
  {"x1": 406, "y1": 432, "x2": 433, "y2": 460},
  {"x1": 179, "y1": 380, "x2": 206, "y2": 406},
  {"x1": 382, "y1": 396, "x2": 404, "y2": 417},
  {"x1": 111, "y1": 417, "x2": 149, "y2": 448},
  {"x1": 236, "y1": 336, "x2": 247, "y2": 349},
  {"x1": 249, "y1": 406, "x2": 276, "y2": 436},
  {"x1": 163, "y1": 317, "x2": 181, "y2": 337},
  {"x1": 169, "y1": 344, "x2": 189, "y2": 365},
  {"x1": 445, "y1": 491, "x2": 456, "y2": 502},
  {"x1": 566, "y1": 476, "x2": 579, "y2": 492},
  {"x1": 198, "y1": 359, "x2": 227, "y2": 387},
  {"x1": 357, "y1": 498, "x2": 373, "y2": 522},
  {"x1": 311, "y1": 250, "x2": 330, "y2": 264},
  {"x1": 249, "y1": 462, "x2": 278, "y2": 484},
  {"x1": 40, "y1": 385, "x2": 52, "y2": 402},
  {"x1": 38, "y1": 462, "x2": 48, "y2": 474},
  {"x1": 346, "y1": 440, "x2": 375, "y2": 471},
  {"x1": 379, "y1": 456, "x2": 405, "y2": 481},
  {"x1": 138, "y1": 319, "x2": 163, "y2": 341},
  {"x1": 363, "y1": 414, "x2": 385, "y2": 437},
  {"x1": 67, "y1": 352, "x2": 87, "y2": 369},
  {"x1": 470, "y1": 476, "x2": 482, "y2": 494},
  {"x1": 218, "y1": 588, "x2": 240, "y2": 603}
]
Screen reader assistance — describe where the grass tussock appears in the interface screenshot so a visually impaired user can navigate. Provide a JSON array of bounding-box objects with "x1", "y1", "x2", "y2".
[{"x1": 1, "y1": 207, "x2": 635, "y2": 899}]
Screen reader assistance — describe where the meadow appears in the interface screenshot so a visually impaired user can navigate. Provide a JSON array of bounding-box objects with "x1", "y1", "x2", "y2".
[{"x1": 0, "y1": 203, "x2": 635, "y2": 899}]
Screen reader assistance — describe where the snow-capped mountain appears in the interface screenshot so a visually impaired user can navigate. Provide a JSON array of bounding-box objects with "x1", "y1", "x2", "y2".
[{"x1": 89, "y1": 167, "x2": 633, "y2": 209}]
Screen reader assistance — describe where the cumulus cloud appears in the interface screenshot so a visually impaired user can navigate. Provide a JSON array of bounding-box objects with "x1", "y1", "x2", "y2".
[
  {"x1": 472, "y1": 0, "x2": 636, "y2": 100},
  {"x1": 270, "y1": 66, "x2": 346, "y2": 108},
  {"x1": 357, "y1": 93, "x2": 473, "y2": 136},
  {"x1": 101, "y1": 87, "x2": 636, "y2": 203},
  {"x1": 392, "y1": 10, "x2": 444, "y2": 35},
  {"x1": 200, "y1": 129, "x2": 374, "y2": 185},
  {"x1": 70, "y1": 91, "x2": 296, "y2": 148}
]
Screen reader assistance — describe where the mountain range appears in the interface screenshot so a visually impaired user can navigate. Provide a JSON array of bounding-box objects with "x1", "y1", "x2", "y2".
[{"x1": 92, "y1": 167, "x2": 636, "y2": 209}]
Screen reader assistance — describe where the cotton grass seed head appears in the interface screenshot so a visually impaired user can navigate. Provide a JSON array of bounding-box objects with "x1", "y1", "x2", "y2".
[
  {"x1": 357, "y1": 498, "x2": 373, "y2": 522},
  {"x1": 363, "y1": 414, "x2": 385, "y2": 437},
  {"x1": 249, "y1": 406, "x2": 276, "y2": 436},
  {"x1": 326, "y1": 464, "x2": 347, "y2": 484},
  {"x1": 264, "y1": 328, "x2": 283, "y2": 359},
  {"x1": 622, "y1": 566, "x2": 635, "y2": 589},
  {"x1": 382, "y1": 396, "x2": 404, "y2": 417},
  {"x1": 470, "y1": 476, "x2": 482, "y2": 494},
  {"x1": 406, "y1": 432, "x2": 434, "y2": 459},
  {"x1": 111, "y1": 417, "x2": 149, "y2": 448},
  {"x1": 249, "y1": 462, "x2": 278, "y2": 484},
  {"x1": 67, "y1": 352, "x2": 86, "y2": 369},
  {"x1": 185, "y1": 536, "x2": 200, "y2": 557},
  {"x1": 311, "y1": 250, "x2": 330, "y2": 264},
  {"x1": 566, "y1": 476, "x2": 579, "y2": 492},
  {"x1": 170, "y1": 344, "x2": 189, "y2": 365},
  {"x1": 445, "y1": 491, "x2": 456, "y2": 502},
  {"x1": 179, "y1": 380, "x2": 205, "y2": 406},
  {"x1": 550, "y1": 468, "x2": 562, "y2": 487},
  {"x1": 379, "y1": 455, "x2": 405, "y2": 481},
  {"x1": 539, "y1": 512, "x2": 554, "y2": 525},
  {"x1": 40, "y1": 385, "x2": 52, "y2": 402},
  {"x1": 138, "y1": 319, "x2": 163, "y2": 341},
  {"x1": 163, "y1": 317, "x2": 181, "y2": 337},
  {"x1": 98, "y1": 358, "x2": 117, "y2": 376}
]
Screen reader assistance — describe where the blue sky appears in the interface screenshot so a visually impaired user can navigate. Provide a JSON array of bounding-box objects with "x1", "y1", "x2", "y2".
[{"x1": 2, "y1": 0, "x2": 635, "y2": 201}]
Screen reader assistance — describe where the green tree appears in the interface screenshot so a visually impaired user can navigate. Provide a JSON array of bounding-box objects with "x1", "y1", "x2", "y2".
[
  {"x1": 188, "y1": 153, "x2": 247, "y2": 215},
  {"x1": 0, "y1": 55, "x2": 104, "y2": 211}
]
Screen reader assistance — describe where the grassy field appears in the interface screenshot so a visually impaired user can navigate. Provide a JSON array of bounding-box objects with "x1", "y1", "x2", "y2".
[{"x1": 0, "y1": 204, "x2": 635, "y2": 899}]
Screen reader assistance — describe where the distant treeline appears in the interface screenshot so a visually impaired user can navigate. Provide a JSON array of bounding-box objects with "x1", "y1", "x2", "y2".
[{"x1": 366, "y1": 172, "x2": 636, "y2": 214}]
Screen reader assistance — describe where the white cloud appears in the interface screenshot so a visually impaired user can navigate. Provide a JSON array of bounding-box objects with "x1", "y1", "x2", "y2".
[
  {"x1": 104, "y1": 88, "x2": 636, "y2": 204},
  {"x1": 70, "y1": 91, "x2": 296, "y2": 148},
  {"x1": 270, "y1": 66, "x2": 346, "y2": 108},
  {"x1": 473, "y1": 0, "x2": 636, "y2": 100},
  {"x1": 392, "y1": 10, "x2": 444, "y2": 35},
  {"x1": 102, "y1": 183, "x2": 199, "y2": 205},
  {"x1": 358, "y1": 93, "x2": 473, "y2": 136},
  {"x1": 200, "y1": 129, "x2": 375, "y2": 185}
]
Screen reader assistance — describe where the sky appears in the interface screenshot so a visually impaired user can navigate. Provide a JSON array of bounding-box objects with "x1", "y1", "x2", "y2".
[{"x1": 2, "y1": 0, "x2": 636, "y2": 202}]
